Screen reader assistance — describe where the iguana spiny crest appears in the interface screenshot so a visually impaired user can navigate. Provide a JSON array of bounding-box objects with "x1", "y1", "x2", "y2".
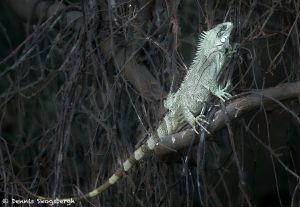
[{"x1": 23, "y1": 22, "x2": 235, "y2": 201}]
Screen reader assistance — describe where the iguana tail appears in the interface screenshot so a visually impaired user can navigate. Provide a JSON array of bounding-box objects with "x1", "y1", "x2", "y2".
[{"x1": 22, "y1": 133, "x2": 159, "y2": 201}]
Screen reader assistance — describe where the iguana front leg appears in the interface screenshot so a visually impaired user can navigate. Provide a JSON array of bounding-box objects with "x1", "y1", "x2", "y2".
[
  {"x1": 201, "y1": 83, "x2": 231, "y2": 102},
  {"x1": 227, "y1": 43, "x2": 239, "y2": 57}
]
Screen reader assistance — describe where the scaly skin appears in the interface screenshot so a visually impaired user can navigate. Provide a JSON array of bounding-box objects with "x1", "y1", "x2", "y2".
[
  {"x1": 165, "y1": 22, "x2": 234, "y2": 133},
  {"x1": 22, "y1": 22, "x2": 235, "y2": 201}
]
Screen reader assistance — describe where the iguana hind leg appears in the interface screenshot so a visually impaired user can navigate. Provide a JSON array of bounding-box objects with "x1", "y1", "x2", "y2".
[{"x1": 182, "y1": 107, "x2": 209, "y2": 134}]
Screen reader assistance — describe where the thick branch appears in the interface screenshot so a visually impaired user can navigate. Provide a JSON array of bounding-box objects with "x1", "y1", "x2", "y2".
[
  {"x1": 155, "y1": 81, "x2": 300, "y2": 159},
  {"x1": 99, "y1": 40, "x2": 165, "y2": 101}
]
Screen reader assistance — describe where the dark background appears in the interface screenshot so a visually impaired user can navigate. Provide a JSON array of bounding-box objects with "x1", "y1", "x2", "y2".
[{"x1": 0, "y1": 0, "x2": 300, "y2": 206}]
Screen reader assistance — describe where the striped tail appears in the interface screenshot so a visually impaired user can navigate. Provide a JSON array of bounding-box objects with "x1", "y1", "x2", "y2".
[
  {"x1": 80, "y1": 132, "x2": 159, "y2": 199},
  {"x1": 22, "y1": 132, "x2": 160, "y2": 201}
]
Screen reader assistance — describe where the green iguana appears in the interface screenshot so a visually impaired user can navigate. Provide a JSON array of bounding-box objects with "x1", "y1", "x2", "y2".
[{"x1": 24, "y1": 22, "x2": 235, "y2": 201}]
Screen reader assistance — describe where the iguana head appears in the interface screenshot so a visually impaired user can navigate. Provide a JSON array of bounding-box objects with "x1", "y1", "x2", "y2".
[
  {"x1": 195, "y1": 22, "x2": 234, "y2": 77},
  {"x1": 199, "y1": 22, "x2": 234, "y2": 53}
]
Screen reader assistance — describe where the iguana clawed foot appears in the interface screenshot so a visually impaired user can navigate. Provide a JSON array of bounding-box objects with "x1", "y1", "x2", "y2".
[
  {"x1": 213, "y1": 84, "x2": 232, "y2": 102},
  {"x1": 191, "y1": 114, "x2": 210, "y2": 134},
  {"x1": 227, "y1": 43, "x2": 239, "y2": 57}
]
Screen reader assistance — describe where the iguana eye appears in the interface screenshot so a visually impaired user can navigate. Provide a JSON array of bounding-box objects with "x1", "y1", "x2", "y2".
[
  {"x1": 217, "y1": 25, "x2": 228, "y2": 37},
  {"x1": 217, "y1": 30, "x2": 223, "y2": 38},
  {"x1": 220, "y1": 25, "x2": 227, "y2": 31}
]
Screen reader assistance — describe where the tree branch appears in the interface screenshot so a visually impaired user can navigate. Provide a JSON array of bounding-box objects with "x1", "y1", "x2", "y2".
[{"x1": 155, "y1": 81, "x2": 300, "y2": 160}]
